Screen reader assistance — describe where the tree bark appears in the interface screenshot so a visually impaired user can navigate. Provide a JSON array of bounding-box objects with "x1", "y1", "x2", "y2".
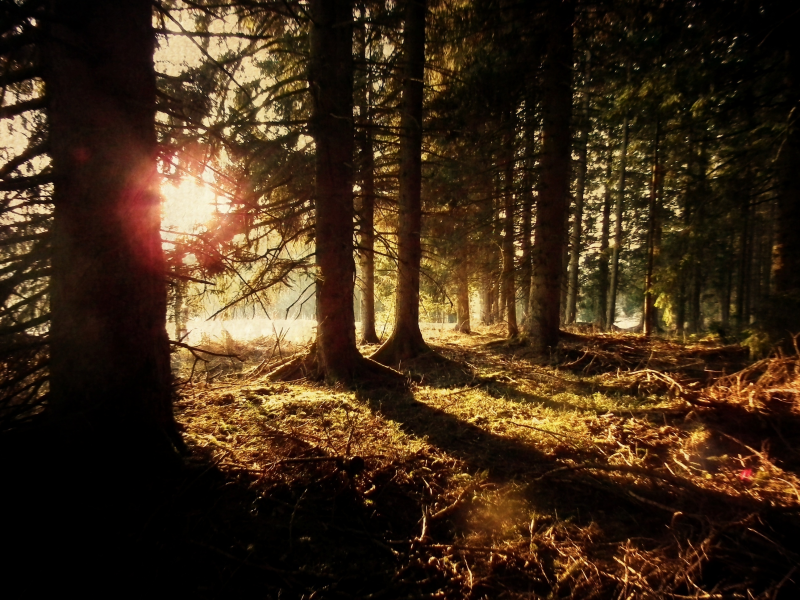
[
  {"x1": 308, "y1": 0, "x2": 364, "y2": 379},
  {"x1": 526, "y1": 0, "x2": 573, "y2": 352},
  {"x1": 607, "y1": 114, "x2": 628, "y2": 330},
  {"x1": 502, "y1": 111, "x2": 518, "y2": 337},
  {"x1": 371, "y1": 0, "x2": 431, "y2": 366},
  {"x1": 596, "y1": 144, "x2": 613, "y2": 329},
  {"x1": 355, "y1": 10, "x2": 379, "y2": 344},
  {"x1": 771, "y1": 12, "x2": 800, "y2": 343},
  {"x1": 644, "y1": 118, "x2": 660, "y2": 337},
  {"x1": 45, "y1": 0, "x2": 182, "y2": 458},
  {"x1": 565, "y1": 52, "x2": 591, "y2": 325},
  {"x1": 454, "y1": 251, "x2": 471, "y2": 333},
  {"x1": 735, "y1": 188, "x2": 751, "y2": 329}
]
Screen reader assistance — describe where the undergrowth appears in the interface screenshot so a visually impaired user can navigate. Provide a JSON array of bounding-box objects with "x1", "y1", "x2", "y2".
[{"x1": 166, "y1": 328, "x2": 800, "y2": 599}]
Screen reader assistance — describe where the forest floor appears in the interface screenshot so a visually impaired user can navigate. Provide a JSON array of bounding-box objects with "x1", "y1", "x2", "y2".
[
  {"x1": 146, "y1": 327, "x2": 800, "y2": 599},
  {"x1": 5, "y1": 328, "x2": 800, "y2": 598}
]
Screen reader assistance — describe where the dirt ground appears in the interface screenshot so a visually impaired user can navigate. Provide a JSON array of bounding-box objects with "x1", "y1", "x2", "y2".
[{"x1": 151, "y1": 327, "x2": 798, "y2": 599}]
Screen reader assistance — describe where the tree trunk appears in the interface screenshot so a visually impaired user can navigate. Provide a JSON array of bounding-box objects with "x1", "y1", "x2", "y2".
[
  {"x1": 565, "y1": 52, "x2": 591, "y2": 325},
  {"x1": 689, "y1": 263, "x2": 702, "y2": 334},
  {"x1": 371, "y1": 0, "x2": 431, "y2": 366},
  {"x1": 596, "y1": 145, "x2": 613, "y2": 329},
  {"x1": 644, "y1": 118, "x2": 660, "y2": 337},
  {"x1": 45, "y1": 0, "x2": 182, "y2": 458},
  {"x1": 455, "y1": 252, "x2": 471, "y2": 333},
  {"x1": 772, "y1": 16, "x2": 800, "y2": 343},
  {"x1": 502, "y1": 112, "x2": 518, "y2": 337},
  {"x1": 607, "y1": 114, "x2": 629, "y2": 330},
  {"x1": 355, "y1": 11, "x2": 379, "y2": 344},
  {"x1": 527, "y1": 0, "x2": 573, "y2": 352},
  {"x1": 735, "y1": 189, "x2": 750, "y2": 329},
  {"x1": 308, "y1": 0, "x2": 364, "y2": 380}
]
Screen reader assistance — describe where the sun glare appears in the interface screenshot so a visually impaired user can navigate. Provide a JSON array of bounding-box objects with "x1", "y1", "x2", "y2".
[{"x1": 161, "y1": 177, "x2": 219, "y2": 233}]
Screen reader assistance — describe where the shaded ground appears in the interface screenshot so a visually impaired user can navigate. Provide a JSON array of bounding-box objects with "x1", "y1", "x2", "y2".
[{"x1": 3, "y1": 328, "x2": 799, "y2": 598}]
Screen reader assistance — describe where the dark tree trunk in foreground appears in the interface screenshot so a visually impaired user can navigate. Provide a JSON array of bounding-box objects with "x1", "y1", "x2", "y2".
[
  {"x1": 372, "y1": 0, "x2": 431, "y2": 366},
  {"x1": 527, "y1": 0, "x2": 573, "y2": 352},
  {"x1": 596, "y1": 146, "x2": 613, "y2": 329},
  {"x1": 308, "y1": 0, "x2": 368, "y2": 379},
  {"x1": 607, "y1": 115, "x2": 628, "y2": 330},
  {"x1": 45, "y1": 0, "x2": 181, "y2": 457},
  {"x1": 355, "y1": 13, "x2": 379, "y2": 344},
  {"x1": 565, "y1": 52, "x2": 591, "y2": 325},
  {"x1": 771, "y1": 11, "x2": 800, "y2": 343}
]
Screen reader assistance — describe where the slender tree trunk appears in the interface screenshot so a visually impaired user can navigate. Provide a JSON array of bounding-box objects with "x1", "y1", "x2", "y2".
[
  {"x1": 607, "y1": 115, "x2": 629, "y2": 330},
  {"x1": 481, "y1": 276, "x2": 494, "y2": 325},
  {"x1": 355, "y1": 12, "x2": 379, "y2": 344},
  {"x1": 565, "y1": 52, "x2": 591, "y2": 325},
  {"x1": 45, "y1": 0, "x2": 181, "y2": 457},
  {"x1": 372, "y1": 0, "x2": 431, "y2": 365},
  {"x1": 519, "y1": 88, "x2": 538, "y2": 326},
  {"x1": 735, "y1": 190, "x2": 750, "y2": 329},
  {"x1": 596, "y1": 145, "x2": 613, "y2": 329},
  {"x1": 689, "y1": 264, "x2": 702, "y2": 333},
  {"x1": 455, "y1": 252, "x2": 471, "y2": 333},
  {"x1": 527, "y1": 0, "x2": 573, "y2": 352},
  {"x1": 502, "y1": 112, "x2": 518, "y2": 337},
  {"x1": 644, "y1": 118, "x2": 660, "y2": 337}
]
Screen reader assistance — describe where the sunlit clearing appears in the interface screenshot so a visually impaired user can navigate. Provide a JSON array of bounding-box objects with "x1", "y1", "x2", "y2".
[{"x1": 161, "y1": 177, "x2": 218, "y2": 233}]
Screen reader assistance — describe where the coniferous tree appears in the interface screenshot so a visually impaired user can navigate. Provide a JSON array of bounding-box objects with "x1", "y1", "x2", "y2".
[{"x1": 44, "y1": 0, "x2": 181, "y2": 456}]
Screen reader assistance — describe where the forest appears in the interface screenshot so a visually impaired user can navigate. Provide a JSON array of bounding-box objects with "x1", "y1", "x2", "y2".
[{"x1": 1, "y1": 0, "x2": 800, "y2": 597}]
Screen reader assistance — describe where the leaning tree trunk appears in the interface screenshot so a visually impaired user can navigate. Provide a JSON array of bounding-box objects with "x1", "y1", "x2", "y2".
[
  {"x1": 607, "y1": 114, "x2": 628, "y2": 330},
  {"x1": 565, "y1": 52, "x2": 591, "y2": 325},
  {"x1": 355, "y1": 12, "x2": 379, "y2": 344},
  {"x1": 526, "y1": 0, "x2": 573, "y2": 352},
  {"x1": 372, "y1": 0, "x2": 431, "y2": 366},
  {"x1": 45, "y1": 0, "x2": 182, "y2": 459}
]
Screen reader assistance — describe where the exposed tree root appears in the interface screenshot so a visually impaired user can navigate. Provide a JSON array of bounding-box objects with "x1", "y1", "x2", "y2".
[
  {"x1": 371, "y1": 327, "x2": 445, "y2": 368},
  {"x1": 267, "y1": 342, "x2": 407, "y2": 388}
]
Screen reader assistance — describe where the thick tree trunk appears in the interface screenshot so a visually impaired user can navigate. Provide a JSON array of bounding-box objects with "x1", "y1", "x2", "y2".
[
  {"x1": 372, "y1": 0, "x2": 431, "y2": 366},
  {"x1": 772, "y1": 17, "x2": 800, "y2": 342},
  {"x1": 607, "y1": 115, "x2": 629, "y2": 330},
  {"x1": 565, "y1": 52, "x2": 591, "y2": 325},
  {"x1": 308, "y1": 0, "x2": 364, "y2": 379},
  {"x1": 644, "y1": 119, "x2": 660, "y2": 337},
  {"x1": 45, "y1": 0, "x2": 181, "y2": 457},
  {"x1": 596, "y1": 145, "x2": 613, "y2": 329},
  {"x1": 355, "y1": 13, "x2": 379, "y2": 344},
  {"x1": 526, "y1": 0, "x2": 573, "y2": 352},
  {"x1": 502, "y1": 112, "x2": 518, "y2": 337}
]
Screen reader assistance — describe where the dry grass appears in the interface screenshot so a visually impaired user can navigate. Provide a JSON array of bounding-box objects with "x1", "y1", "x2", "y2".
[{"x1": 169, "y1": 328, "x2": 800, "y2": 598}]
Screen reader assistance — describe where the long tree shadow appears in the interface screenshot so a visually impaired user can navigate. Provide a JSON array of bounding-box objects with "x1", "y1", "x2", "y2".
[{"x1": 356, "y1": 386, "x2": 552, "y2": 478}]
